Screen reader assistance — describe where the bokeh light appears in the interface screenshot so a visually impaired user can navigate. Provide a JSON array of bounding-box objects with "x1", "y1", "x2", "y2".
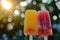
[
  {"x1": 1, "y1": 0, "x2": 12, "y2": 10},
  {"x1": 26, "y1": 0, "x2": 32, "y2": 3},
  {"x1": 53, "y1": 15, "x2": 57, "y2": 20},
  {"x1": 40, "y1": 4, "x2": 46, "y2": 10},
  {"x1": 59, "y1": 14, "x2": 60, "y2": 18},
  {"x1": 57, "y1": 24, "x2": 60, "y2": 32},
  {"x1": 55, "y1": 1, "x2": 60, "y2": 9},
  {"x1": 32, "y1": 1, "x2": 37, "y2": 5},
  {"x1": 19, "y1": 30, "x2": 23, "y2": 36},
  {"x1": 20, "y1": 1, "x2": 28, "y2": 7},
  {"x1": 15, "y1": 5, "x2": 20, "y2": 9},
  {"x1": 13, "y1": 36, "x2": 17, "y2": 40},
  {"x1": 2, "y1": 34, "x2": 8, "y2": 40},
  {"x1": 54, "y1": 0, "x2": 58, "y2": 2},
  {"x1": 42, "y1": 0, "x2": 47, "y2": 3},
  {"x1": 52, "y1": 24, "x2": 57, "y2": 29},
  {"x1": 7, "y1": 23, "x2": 14, "y2": 30},
  {"x1": 48, "y1": 6, "x2": 54, "y2": 13},
  {"x1": 21, "y1": 7, "x2": 25, "y2": 12},
  {"x1": 7, "y1": 16, "x2": 12, "y2": 22},
  {"x1": 14, "y1": 10, "x2": 20, "y2": 16},
  {"x1": 21, "y1": 13, "x2": 25, "y2": 18},
  {"x1": 42, "y1": 0, "x2": 52, "y2": 4}
]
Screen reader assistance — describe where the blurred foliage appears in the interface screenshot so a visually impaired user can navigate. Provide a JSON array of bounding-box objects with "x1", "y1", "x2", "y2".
[{"x1": 0, "y1": 0, "x2": 60, "y2": 40}]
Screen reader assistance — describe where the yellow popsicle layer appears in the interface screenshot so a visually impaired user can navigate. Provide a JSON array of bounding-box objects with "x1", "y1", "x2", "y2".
[{"x1": 24, "y1": 10, "x2": 38, "y2": 35}]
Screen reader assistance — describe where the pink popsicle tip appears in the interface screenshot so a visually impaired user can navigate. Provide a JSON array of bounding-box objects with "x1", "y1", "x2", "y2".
[{"x1": 38, "y1": 10, "x2": 49, "y2": 14}]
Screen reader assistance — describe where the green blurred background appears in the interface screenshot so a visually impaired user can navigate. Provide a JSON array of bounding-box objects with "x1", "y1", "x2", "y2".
[{"x1": 0, "y1": 0, "x2": 60, "y2": 40}]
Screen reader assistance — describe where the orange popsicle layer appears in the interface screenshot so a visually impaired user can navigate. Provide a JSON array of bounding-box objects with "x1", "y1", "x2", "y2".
[{"x1": 24, "y1": 10, "x2": 38, "y2": 35}]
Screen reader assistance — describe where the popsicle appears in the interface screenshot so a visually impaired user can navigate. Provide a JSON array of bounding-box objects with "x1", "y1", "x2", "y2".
[
  {"x1": 24, "y1": 10, "x2": 38, "y2": 35},
  {"x1": 38, "y1": 10, "x2": 53, "y2": 37}
]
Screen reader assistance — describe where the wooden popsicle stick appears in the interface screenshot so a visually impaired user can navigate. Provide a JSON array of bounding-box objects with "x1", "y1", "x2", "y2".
[
  {"x1": 44, "y1": 36, "x2": 48, "y2": 40},
  {"x1": 29, "y1": 35, "x2": 33, "y2": 40}
]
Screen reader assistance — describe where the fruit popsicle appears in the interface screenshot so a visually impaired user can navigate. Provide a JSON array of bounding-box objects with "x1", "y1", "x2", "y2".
[
  {"x1": 24, "y1": 10, "x2": 38, "y2": 35},
  {"x1": 38, "y1": 10, "x2": 53, "y2": 37}
]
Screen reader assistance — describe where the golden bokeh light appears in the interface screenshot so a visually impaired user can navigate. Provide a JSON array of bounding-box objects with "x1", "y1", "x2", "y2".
[{"x1": 1, "y1": 0, "x2": 12, "y2": 10}]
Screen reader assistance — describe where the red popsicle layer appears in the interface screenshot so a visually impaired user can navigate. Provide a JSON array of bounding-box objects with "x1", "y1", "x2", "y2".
[{"x1": 38, "y1": 10, "x2": 53, "y2": 37}]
